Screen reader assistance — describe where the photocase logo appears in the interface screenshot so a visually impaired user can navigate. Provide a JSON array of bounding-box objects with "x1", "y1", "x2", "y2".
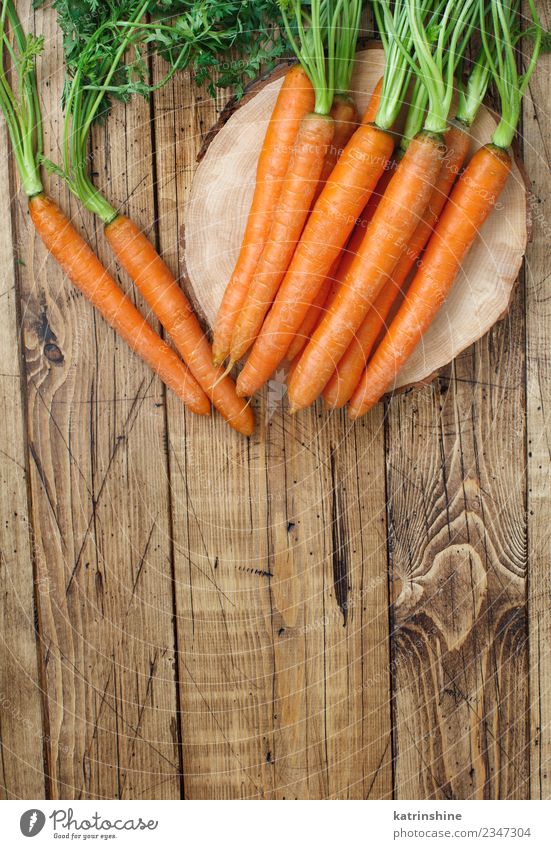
[{"x1": 20, "y1": 809, "x2": 46, "y2": 837}]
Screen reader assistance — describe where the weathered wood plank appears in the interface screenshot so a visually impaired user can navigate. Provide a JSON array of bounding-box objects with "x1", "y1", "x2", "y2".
[
  {"x1": 151, "y1": 67, "x2": 276, "y2": 799},
  {"x1": 0, "y1": 120, "x2": 46, "y2": 800},
  {"x1": 11, "y1": 1, "x2": 181, "y2": 799},
  {"x1": 386, "y1": 297, "x2": 529, "y2": 797},
  {"x1": 309, "y1": 411, "x2": 393, "y2": 799},
  {"x1": 151, "y1": 59, "x2": 393, "y2": 798},
  {"x1": 524, "y1": 0, "x2": 551, "y2": 801}
]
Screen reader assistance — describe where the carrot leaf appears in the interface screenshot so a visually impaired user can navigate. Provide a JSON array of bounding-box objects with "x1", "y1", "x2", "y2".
[
  {"x1": 0, "y1": 0, "x2": 44, "y2": 196},
  {"x1": 483, "y1": 0, "x2": 545, "y2": 148}
]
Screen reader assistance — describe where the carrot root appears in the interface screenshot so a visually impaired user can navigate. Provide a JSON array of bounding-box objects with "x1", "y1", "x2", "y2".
[
  {"x1": 324, "y1": 124, "x2": 471, "y2": 409},
  {"x1": 212, "y1": 65, "x2": 315, "y2": 365},
  {"x1": 288, "y1": 131, "x2": 445, "y2": 411},
  {"x1": 230, "y1": 112, "x2": 335, "y2": 362},
  {"x1": 348, "y1": 143, "x2": 512, "y2": 419},
  {"x1": 236, "y1": 122, "x2": 395, "y2": 398},
  {"x1": 105, "y1": 215, "x2": 254, "y2": 435},
  {"x1": 29, "y1": 194, "x2": 210, "y2": 417}
]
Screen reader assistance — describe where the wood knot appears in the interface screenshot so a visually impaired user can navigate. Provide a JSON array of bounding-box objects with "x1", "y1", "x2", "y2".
[
  {"x1": 44, "y1": 342, "x2": 64, "y2": 364},
  {"x1": 399, "y1": 543, "x2": 487, "y2": 651}
]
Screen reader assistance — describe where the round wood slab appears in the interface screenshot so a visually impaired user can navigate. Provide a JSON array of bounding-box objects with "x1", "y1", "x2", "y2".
[{"x1": 185, "y1": 47, "x2": 528, "y2": 390}]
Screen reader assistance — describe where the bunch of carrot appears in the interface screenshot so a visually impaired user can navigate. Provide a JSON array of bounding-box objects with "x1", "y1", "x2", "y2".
[
  {"x1": 1, "y1": 0, "x2": 258, "y2": 435},
  {"x1": 2, "y1": 0, "x2": 545, "y2": 440},
  {"x1": 213, "y1": 0, "x2": 545, "y2": 421}
]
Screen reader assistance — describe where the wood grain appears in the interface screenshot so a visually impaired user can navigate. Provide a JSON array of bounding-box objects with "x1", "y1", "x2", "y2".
[
  {"x1": 184, "y1": 48, "x2": 528, "y2": 392},
  {"x1": 0, "y1": 121, "x2": 46, "y2": 800},
  {"x1": 524, "y1": 0, "x2": 551, "y2": 801},
  {"x1": 386, "y1": 217, "x2": 529, "y2": 799},
  {"x1": 9, "y1": 0, "x2": 181, "y2": 799}
]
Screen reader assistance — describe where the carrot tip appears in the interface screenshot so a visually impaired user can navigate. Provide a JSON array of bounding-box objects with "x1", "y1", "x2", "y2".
[
  {"x1": 235, "y1": 379, "x2": 250, "y2": 398},
  {"x1": 288, "y1": 403, "x2": 299, "y2": 415},
  {"x1": 211, "y1": 360, "x2": 234, "y2": 390}
]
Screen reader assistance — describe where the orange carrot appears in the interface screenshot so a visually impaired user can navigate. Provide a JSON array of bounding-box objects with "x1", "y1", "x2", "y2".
[
  {"x1": 323, "y1": 123, "x2": 470, "y2": 408},
  {"x1": 288, "y1": 132, "x2": 445, "y2": 410},
  {"x1": 229, "y1": 112, "x2": 335, "y2": 363},
  {"x1": 229, "y1": 0, "x2": 370, "y2": 367},
  {"x1": 29, "y1": 194, "x2": 210, "y2": 417},
  {"x1": 348, "y1": 144, "x2": 512, "y2": 419},
  {"x1": 212, "y1": 66, "x2": 315, "y2": 365},
  {"x1": 313, "y1": 94, "x2": 360, "y2": 200},
  {"x1": 283, "y1": 83, "x2": 384, "y2": 364},
  {"x1": 362, "y1": 77, "x2": 384, "y2": 124},
  {"x1": 285, "y1": 264, "x2": 336, "y2": 363},
  {"x1": 237, "y1": 69, "x2": 393, "y2": 395},
  {"x1": 286, "y1": 170, "x2": 392, "y2": 396},
  {"x1": 323, "y1": 278, "x2": 402, "y2": 409},
  {"x1": 286, "y1": 349, "x2": 302, "y2": 386},
  {"x1": 236, "y1": 122, "x2": 395, "y2": 397},
  {"x1": 323, "y1": 159, "x2": 398, "y2": 302},
  {"x1": 285, "y1": 203, "x2": 376, "y2": 365},
  {"x1": 104, "y1": 216, "x2": 254, "y2": 435}
]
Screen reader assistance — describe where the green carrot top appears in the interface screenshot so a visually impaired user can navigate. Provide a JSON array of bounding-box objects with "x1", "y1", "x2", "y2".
[
  {"x1": 406, "y1": 0, "x2": 480, "y2": 136},
  {"x1": 401, "y1": 0, "x2": 494, "y2": 150},
  {"x1": 279, "y1": 0, "x2": 365, "y2": 115},
  {"x1": 372, "y1": 0, "x2": 418, "y2": 131},
  {"x1": 332, "y1": 0, "x2": 363, "y2": 95},
  {"x1": 373, "y1": 0, "x2": 475, "y2": 134},
  {"x1": 0, "y1": 0, "x2": 43, "y2": 196},
  {"x1": 482, "y1": 0, "x2": 546, "y2": 149},
  {"x1": 43, "y1": 1, "x2": 292, "y2": 222}
]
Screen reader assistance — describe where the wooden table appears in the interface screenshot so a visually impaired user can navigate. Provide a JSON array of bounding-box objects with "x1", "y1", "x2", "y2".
[{"x1": 0, "y1": 2, "x2": 549, "y2": 800}]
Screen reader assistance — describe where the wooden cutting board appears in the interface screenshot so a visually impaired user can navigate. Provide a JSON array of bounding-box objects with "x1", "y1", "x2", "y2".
[{"x1": 185, "y1": 46, "x2": 528, "y2": 391}]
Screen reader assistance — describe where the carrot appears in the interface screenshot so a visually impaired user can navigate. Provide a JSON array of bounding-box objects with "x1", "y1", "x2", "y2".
[
  {"x1": 347, "y1": 0, "x2": 544, "y2": 419},
  {"x1": 104, "y1": 216, "x2": 254, "y2": 435},
  {"x1": 228, "y1": 0, "x2": 365, "y2": 365},
  {"x1": 286, "y1": 350, "x2": 302, "y2": 387},
  {"x1": 285, "y1": 269, "x2": 335, "y2": 363},
  {"x1": 325, "y1": 158, "x2": 398, "y2": 303},
  {"x1": 283, "y1": 81, "x2": 385, "y2": 365},
  {"x1": 30, "y1": 195, "x2": 210, "y2": 416},
  {"x1": 230, "y1": 88, "x2": 368, "y2": 366},
  {"x1": 324, "y1": 27, "x2": 499, "y2": 412},
  {"x1": 323, "y1": 123, "x2": 471, "y2": 408},
  {"x1": 348, "y1": 144, "x2": 512, "y2": 418},
  {"x1": 311, "y1": 0, "x2": 368, "y2": 194},
  {"x1": 43, "y1": 2, "x2": 255, "y2": 435},
  {"x1": 286, "y1": 0, "x2": 484, "y2": 411},
  {"x1": 322, "y1": 280, "x2": 400, "y2": 409},
  {"x1": 314, "y1": 94, "x2": 359, "y2": 199},
  {"x1": 231, "y1": 90, "x2": 366, "y2": 365},
  {"x1": 229, "y1": 112, "x2": 335, "y2": 363},
  {"x1": 362, "y1": 76, "x2": 384, "y2": 124},
  {"x1": 236, "y1": 124, "x2": 395, "y2": 397},
  {"x1": 212, "y1": 65, "x2": 314, "y2": 365},
  {"x1": 287, "y1": 131, "x2": 445, "y2": 410},
  {"x1": 235, "y1": 2, "x2": 417, "y2": 398},
  {"x1": 0, "y1": 6, "x2": 210, "y2": 418}
]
